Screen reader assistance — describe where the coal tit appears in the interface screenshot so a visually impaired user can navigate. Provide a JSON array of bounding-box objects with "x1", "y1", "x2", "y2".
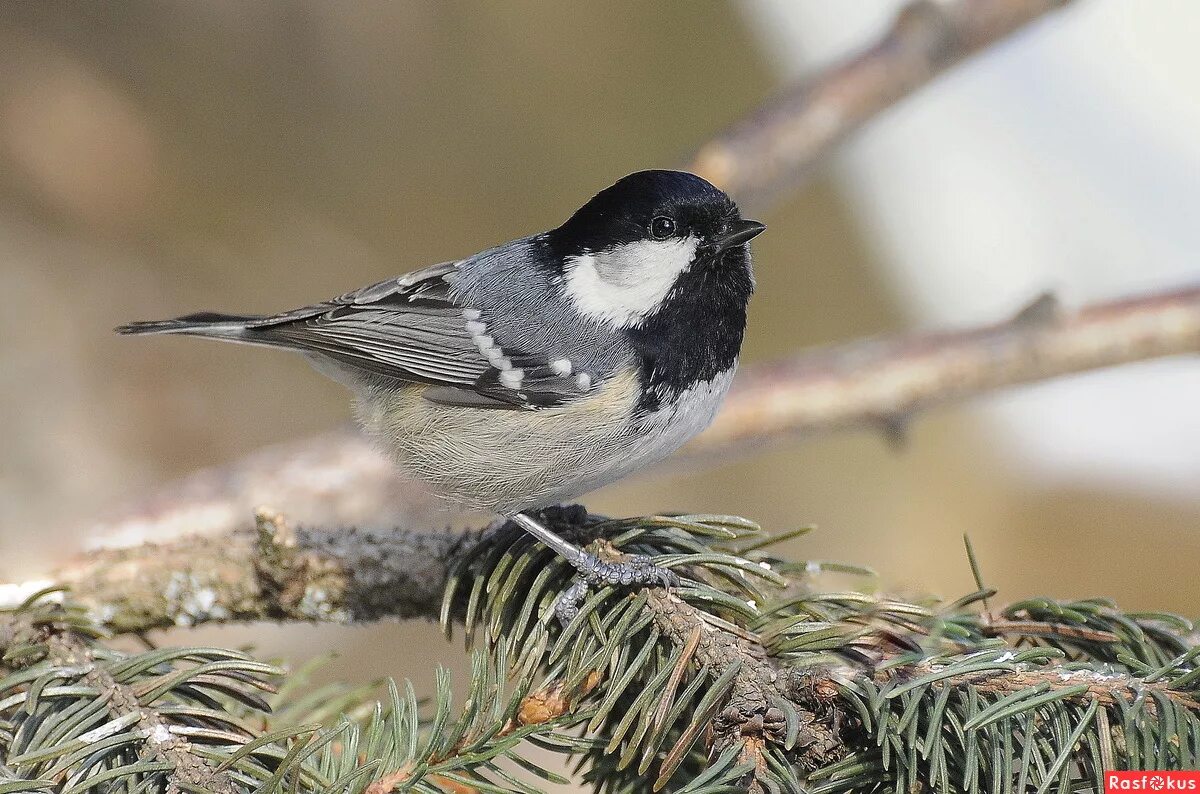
[{"x1": 119, "y1": 170, "x2": 765, "y2": 620}]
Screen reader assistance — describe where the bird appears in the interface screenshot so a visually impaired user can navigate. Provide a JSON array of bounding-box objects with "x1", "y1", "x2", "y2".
[{"x1": 118, "y1": 169, "x2": 765, "y2": 622}]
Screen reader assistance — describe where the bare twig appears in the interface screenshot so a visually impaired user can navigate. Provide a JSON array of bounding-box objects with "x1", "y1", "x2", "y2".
[
  {"x1": 690, "y1": 0, "x2": 1075, "y2": 204},
  {"x1": 683, "y1": 286, "x2": 1200, "y2": 460}
]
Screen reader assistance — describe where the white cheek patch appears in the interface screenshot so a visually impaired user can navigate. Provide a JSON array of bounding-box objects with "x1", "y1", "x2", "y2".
[{"x1": 563, "y1": 236, "x2": 699, "y2": 327}]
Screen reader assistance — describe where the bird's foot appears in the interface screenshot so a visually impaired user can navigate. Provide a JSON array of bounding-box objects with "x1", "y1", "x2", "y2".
[
  {"x1": 506, "y1": 512, "x2": 679, "y2": 627},
  {"x1": 552, "y1": 580, "x2": 590, "y2": 625},
  {"x1": 575, "y1": 551, "x2": 680, "y2": 589},
  {"x1": 552, "y1": 551, "x2": 679, "y2": 626}
]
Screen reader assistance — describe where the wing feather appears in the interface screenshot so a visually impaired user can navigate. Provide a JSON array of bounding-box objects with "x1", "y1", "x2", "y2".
[{"x1": 243, "y1": 261, "x2": 588, "y2": 409}]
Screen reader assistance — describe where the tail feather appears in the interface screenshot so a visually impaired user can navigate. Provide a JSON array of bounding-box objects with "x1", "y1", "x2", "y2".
[{"x1": 116, "y1": 312, "x2": 261, "y2": 340}]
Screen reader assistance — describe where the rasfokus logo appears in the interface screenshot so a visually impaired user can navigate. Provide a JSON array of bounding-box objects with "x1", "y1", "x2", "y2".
[{"x1": 1106, "y1": 772, "x2": 1200, "y2": 791}]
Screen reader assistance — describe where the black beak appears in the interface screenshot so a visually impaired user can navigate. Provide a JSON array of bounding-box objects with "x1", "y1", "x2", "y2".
[{"x1": 712, "y1": 219, "x2": 766, "y2": 252}]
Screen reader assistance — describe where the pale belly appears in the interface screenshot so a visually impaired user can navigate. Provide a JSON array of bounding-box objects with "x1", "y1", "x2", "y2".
[{"x1": 353, "y1": 367, "x2": 735, "y2": 514}]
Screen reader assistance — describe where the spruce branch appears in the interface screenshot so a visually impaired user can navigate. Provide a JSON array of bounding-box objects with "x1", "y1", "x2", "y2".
[
  {"x1": 35, "y1": 633, "x2": 245, "y2": 794},
  {"x1": 0, "y1": 596, "x2": 590, "y2": 794},
  {"x1": 0, "y1": 597, "x2": 292, "y2": 792},
  {"x1": 5, "y1": 511, "x2": 1200, "y2": 791}
]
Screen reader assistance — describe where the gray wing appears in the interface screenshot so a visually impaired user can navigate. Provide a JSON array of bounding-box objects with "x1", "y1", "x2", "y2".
[{"x1": 247, "y1": 261, "x2": 588, "y2": 409}]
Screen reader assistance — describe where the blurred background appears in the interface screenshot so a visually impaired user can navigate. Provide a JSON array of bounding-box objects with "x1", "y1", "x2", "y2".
[{"x1": 1, "y1": 0, "x2": 1197, "y2": 715}]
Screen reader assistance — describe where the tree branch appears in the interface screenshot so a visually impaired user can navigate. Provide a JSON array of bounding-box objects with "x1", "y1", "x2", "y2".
[
  {"x1": 923, "y1": 660, "x2": 1200, "y2": 712},
  {"x1": 683, "y1": 286, "x2": 1200, "y2": 460},
  {"x1": 642, "y1": 586, "x2": 847, "y2": 778},
  {"x1": 37, "y1": 509, "x2": 477, "y2": 633},
  {"x1": 689, "y1": 0, "x2": 1075, "y2": 205},
  {"x1": 78, "y1": 431, "x2": 447, "y2": 549}
]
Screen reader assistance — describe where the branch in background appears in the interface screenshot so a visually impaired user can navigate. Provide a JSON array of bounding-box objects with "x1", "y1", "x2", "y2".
[
  {"x1": 685, "y1": 286, "x2": 1200, "y2": 460},
  {"x1": 78, "y1": 284, "x2": 1200, "y2": 547},
  {"x1": 689, "y1": 0, "x2": 1074, "y2": 205}
]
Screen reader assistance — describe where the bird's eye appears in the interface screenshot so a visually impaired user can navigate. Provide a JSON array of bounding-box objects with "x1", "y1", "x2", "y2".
[{"x1": 649, "y1": 216, "x2": 676, "y2": 239}]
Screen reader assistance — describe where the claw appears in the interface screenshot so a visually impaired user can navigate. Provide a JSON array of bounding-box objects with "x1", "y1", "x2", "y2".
[
  {"x1": 553, "y1": 579, "x2": 588, "y2": 625},
  {"x1": 626, "y1": 554, "x2": 680, "y2": 588}
]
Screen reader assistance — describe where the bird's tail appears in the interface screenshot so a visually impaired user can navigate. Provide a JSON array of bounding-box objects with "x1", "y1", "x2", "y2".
[{"x1": 115, "y1": 312, "x2": 263, "y2": 342}]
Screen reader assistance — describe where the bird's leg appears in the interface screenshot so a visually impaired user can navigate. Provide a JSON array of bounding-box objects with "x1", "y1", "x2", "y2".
[{"x1": 507, "y1": 512, "x2": 678, "y2": 625}]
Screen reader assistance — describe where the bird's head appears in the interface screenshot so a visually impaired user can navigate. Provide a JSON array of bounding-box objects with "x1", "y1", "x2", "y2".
[{"x1": 548, "y1": 170, "x2": 764, "y2": 329}]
